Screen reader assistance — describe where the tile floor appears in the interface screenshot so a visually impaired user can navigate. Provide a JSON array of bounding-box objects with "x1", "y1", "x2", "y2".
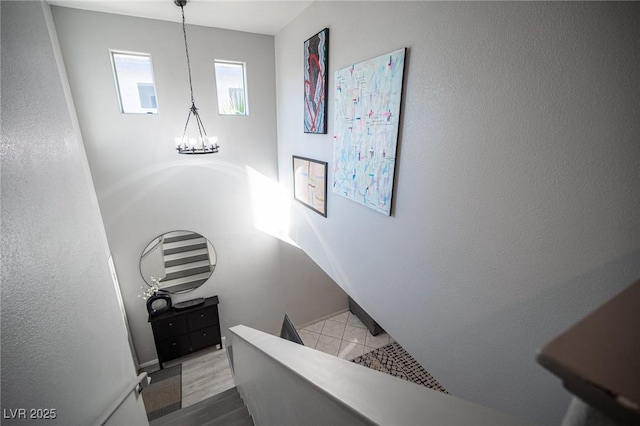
[{"x1": 296, "y1": 310, "x2": 394, "y2": 360}]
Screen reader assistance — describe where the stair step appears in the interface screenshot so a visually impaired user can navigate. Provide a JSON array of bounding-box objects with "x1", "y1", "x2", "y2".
[
  {"x1": 165, "y1": 260, "x2": 211, "y2": 274},
  {"x1": 227, "y1": 415, "x2": 254, "y2": 426},
  {"x1": 198, "y1": 393, "x2": 243, "y2": 416},
  {"x1": 164, "y1": 250, "x2": 210, "y2": 267},
  {"x1": 179, "y1": 396, "x2": 244, "y2": 425},
  {"x1": 157, "y1": 275, "x2": 210, "y2": 293},
  {"x1": 188, "y1": 387, "x2": 240, "y2": 409},
  {"x1": 163, "y1": 236, "x2": 207, "y2": 251},
  {"x1": 161, "y1": 264, "x2": 212, "y2": 282},
  {"x1": 149, "y1": 389, "x2": 239, "y2": 426},
  {"x1": 163, "y1": 241, "x2": 208, "y2": 256},
  {"x1": 163, "y1": 231, "x2": 203, "y2": 244},
  {"x1": 202, "y1": 406, "x2": 250, "y2": 426},
  {"x1": 150, "y1": 387, "x2": 254, "y2": 426}
]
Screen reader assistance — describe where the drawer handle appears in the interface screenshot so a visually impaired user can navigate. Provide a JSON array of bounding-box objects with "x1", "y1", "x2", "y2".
[
  {"x1": 203, "y1": 332, "x2": 207, "y2": 336},
  {"x1": 200, "y1": 313, "x2": 205, "y2": 318},
  {"x1": 169, "y1": 322, "x2": 173, "y2": 326},
  {"x1": 172, "y1": 342, "x2": 176, "y2": 346}
]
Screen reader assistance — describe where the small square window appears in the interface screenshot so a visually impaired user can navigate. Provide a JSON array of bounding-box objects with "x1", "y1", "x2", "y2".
[
  {"x1": 111, "y1": 51, "x2": 158, "y2": 114},
  {"x1": 214, "y1": 61, "x2": 248, "y2": 115}
]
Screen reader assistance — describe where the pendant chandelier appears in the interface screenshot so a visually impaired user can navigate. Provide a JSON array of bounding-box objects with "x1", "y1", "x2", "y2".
[{"x1": 174, "y1": 0, "x2": 219, "y2": 154}]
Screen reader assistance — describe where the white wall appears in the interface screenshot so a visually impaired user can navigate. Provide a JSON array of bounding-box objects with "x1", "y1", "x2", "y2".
[
  {"x1": 1, "y1": 1, "x2": 147, "y2": 424},
  {"x1": 51, "y1": 6, "x2": 347, "y2": 365},
  {"x1": 275, "y1": 2, "x2": 640, "y2": 425}
]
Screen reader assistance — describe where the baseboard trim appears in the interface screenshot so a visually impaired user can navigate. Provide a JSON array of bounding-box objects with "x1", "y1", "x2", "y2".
[
  {"x1": 296, "y1": 307, "x2": 350, "y2": 329},
  {"x1": 139, "y1": 358, "x2": 159, "y2": 369}
]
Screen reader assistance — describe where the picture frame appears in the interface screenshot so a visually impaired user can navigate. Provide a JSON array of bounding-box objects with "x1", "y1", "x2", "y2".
[
  {"x1": 332, "y1": 48, "x2": 407, "y2": 216},
  {"x1": 292, "y1": 155, "x2": 328, "y2": 217},
  {"x1": 304, "y1": 28, "x2": 329, "y2": 134}
]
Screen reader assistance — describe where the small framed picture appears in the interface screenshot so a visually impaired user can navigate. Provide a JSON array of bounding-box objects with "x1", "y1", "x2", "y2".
[
  {"x1": 293, "y1": 155, "x2": 327, "y2": 217},
  {"x1": 303, "y1": 28, "x2": 329, "y2": 134}
]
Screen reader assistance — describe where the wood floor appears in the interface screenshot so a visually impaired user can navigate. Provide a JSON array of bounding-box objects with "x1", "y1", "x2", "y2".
[
  {"x1": 140, "y1": 311, "x2": 394, "y2": 410},
  {"x1": 141, "y1": 344, "x2": 235, "y2": 408}
]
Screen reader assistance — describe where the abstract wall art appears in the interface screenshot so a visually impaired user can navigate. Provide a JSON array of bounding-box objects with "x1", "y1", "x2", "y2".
[
  {"x1": 293, "y1": 155, "x2": 328, "y2": 217},
  {"x1": 332, "y1": 48, "x2": 406, "y2": 216},
  {"x1": 304, "y1": 28, "x2": 329, "y2": 134}
]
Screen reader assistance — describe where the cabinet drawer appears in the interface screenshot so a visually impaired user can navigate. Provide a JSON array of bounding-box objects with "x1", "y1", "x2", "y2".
[
  {"x1": 189, "y1": 326, "x2": 221, "y2": 351},
  {"x1": 156, "y1": 334, "x2": 190, "y2": 361},
  {"x1": 152, "y1": 317, "x2": 188, "y2": 339},
  {"x1": 187, "y1": 306, "x2": 219, "y2": 331}
]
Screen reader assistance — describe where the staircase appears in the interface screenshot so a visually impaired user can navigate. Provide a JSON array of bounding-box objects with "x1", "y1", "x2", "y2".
[
  {"x1": 149, "y1": 387, "x2": 253, "y2": 426},
  {"x1": 159, "y1": 231, "x2": 213, "y2": 293}
]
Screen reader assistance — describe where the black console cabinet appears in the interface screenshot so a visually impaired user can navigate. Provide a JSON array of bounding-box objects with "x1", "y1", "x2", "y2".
[{"x1": 148, "y1": 296, "x2": 221, "y2": 368}]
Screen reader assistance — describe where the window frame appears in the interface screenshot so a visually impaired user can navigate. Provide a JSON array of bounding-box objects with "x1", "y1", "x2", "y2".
[
  {"x1": 214, "y1": 59, "x2": 249, "y2": 116},
  {"x1": 109, "y1": 49, "x2": 159, "y2": 114}
]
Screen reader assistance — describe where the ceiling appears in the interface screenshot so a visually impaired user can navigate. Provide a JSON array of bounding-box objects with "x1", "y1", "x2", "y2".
[{"x1": 47, "y1": 0, "x2": 315, "y2": 36}]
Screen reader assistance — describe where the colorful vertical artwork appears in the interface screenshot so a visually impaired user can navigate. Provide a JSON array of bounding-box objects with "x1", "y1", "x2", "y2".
[
  {"x1": 332, "y1": 48, "x2": 406, "y2": 216},
  {"x1": 293, "y1": 156, "x2": 328, "y2": 217},
  {"x1": 304, "y1": 28, "x2": 329, "y2": 134}
]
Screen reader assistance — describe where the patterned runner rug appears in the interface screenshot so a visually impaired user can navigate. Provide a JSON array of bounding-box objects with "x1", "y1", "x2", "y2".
[
  {"x1": 142, "y1": 364, "x2": 182, "y2": 420},
  {"x1": 351, "y1": 342, "x2": 448, "y2": 393}
]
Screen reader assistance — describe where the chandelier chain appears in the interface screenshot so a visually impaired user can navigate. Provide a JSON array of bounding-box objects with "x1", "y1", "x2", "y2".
[{"x1": 180, "y1": 3, "x2": 195, "y2": 106}]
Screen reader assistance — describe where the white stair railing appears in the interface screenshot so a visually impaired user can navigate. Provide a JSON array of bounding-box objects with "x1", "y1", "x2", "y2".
[{"x1": 230, "y1": 325, "x2": 534, "y2": 426}]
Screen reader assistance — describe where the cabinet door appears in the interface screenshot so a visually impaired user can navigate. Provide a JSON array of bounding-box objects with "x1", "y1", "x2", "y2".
[
  {"x1": 190, "y1": 326, "x2": 221, "y2": 351},
  {"x1": 187, "y1": 306, "x2": 219, "y2": 331},
  {"x1": 156, "y1": 334, "x2": 190, "y2": 362}
]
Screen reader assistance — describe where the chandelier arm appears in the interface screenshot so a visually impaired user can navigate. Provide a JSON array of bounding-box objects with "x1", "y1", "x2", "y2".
[
  {"x1": 182, "y1": 110, "x2": 192, "y2": 138},
  {"x1": 194, "y1": 111, "x2": 208, "y2": 138}
]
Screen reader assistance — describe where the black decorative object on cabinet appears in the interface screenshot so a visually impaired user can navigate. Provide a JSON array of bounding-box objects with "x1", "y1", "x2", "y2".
[
  {"x1": 146, "y1": 293, "x2": 172, "y2": 316},
  {"x1": 148, "y1": 295, "x2": 221, "y2": 368},
  {"x1": 173, "y1": 297, "x2": 205, "y2": 311}
]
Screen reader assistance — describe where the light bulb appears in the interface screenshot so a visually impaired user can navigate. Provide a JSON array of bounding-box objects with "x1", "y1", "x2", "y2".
[{"x1": 208, "y1": 136, "x2": 218, "y2": 149}]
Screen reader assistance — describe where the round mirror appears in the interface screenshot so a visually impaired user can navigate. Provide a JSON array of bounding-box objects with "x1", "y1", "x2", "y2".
[{"x1": 140, "y1": 230, "x2": 217, "y2": 294}]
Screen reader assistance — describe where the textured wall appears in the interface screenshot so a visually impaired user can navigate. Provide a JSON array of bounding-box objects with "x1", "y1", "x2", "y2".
[
  {"x1": 1, "y1": 2, "x2": 147, "y2": 424},
  {"x1": 51, "y1": 6, "x2": 347, "y2": 366},
  {"x1": 275, "y1": 2, "x2": 640, "y2": 424}
]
